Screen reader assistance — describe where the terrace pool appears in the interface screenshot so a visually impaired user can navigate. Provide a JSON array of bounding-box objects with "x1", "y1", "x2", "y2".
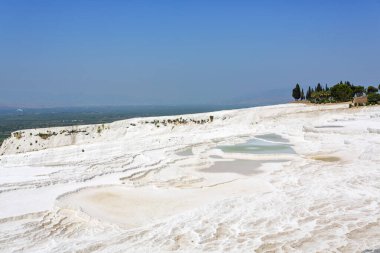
[{"x1": 219, "y1": 134, "x2": 294, "y2": 155}]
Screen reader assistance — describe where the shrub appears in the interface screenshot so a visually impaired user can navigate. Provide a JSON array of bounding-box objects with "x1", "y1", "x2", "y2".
[
  {"x1": 330, "y1": 83, "x2": 353, "y2": 102},
  {"x1": 367, "y1": 86, "x2": 379, "y2": 94},
  {"x1": 310, "y1": 91, "x2": 332, "y2": 103},
  {"x1": 13, "y1": 132, "x2": 22, "y2": 139},
  {"x1": 38, "y1": 133, "x2": 53, "y2": 140},
  {"x1": 367, "y1": 93, "x2": 380, "y2": 105}
]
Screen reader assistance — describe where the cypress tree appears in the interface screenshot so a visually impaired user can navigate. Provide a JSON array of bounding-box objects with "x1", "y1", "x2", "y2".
[
  {"x1": 292, "y1": 84, "x2": 301, "y2": 100},
  {"x1": 316, "y1": 83, "x2": 322, "y2": 92},
  {"x1": 301, "y1": 89, "x2": 305, "y2": 100},
  {"x1": 306, "y1": 86, "x2": 312, "y2": 100}
]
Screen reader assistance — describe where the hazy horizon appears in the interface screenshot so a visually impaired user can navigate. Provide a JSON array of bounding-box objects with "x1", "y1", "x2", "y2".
[
  {"x1": 1, "y1": 0, "x2": 379, "y2": 107},
  {"x1": 0, "y1": 87, "x2": 290, "y2": 109}
]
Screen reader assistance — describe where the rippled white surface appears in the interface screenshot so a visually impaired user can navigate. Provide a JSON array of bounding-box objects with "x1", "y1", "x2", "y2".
[{"x1": 0, "y1": 103, "x2": 380, "y2": 253}]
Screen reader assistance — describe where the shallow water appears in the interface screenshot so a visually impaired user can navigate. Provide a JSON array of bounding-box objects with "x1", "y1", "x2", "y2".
[
  {"x1": 210, "y1": 155, "x2": 223, "y2": 159},
  {"x1": 219, "y1": 137, "x2": 294, "y2": 155},
  {"x1": 314, "y1": 125, "x2": 344, "y2": 128},
  {"x1": 201, "y1": 160, "x2": 263, "y2": 175},
  {"x1": 177, "y1": 148, "x2": 193, "y2": 156},
  {"x1": 255, "y1": 133, "x2": 289, "y2": 143},
  {"x1": 201, "y1": 159, "x2": 288, "y2": 175}
]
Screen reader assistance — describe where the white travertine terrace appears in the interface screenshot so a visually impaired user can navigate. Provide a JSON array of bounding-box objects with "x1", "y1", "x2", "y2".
[{"x1": 0, "y1": 103, "x2": 380, "y2": 252}]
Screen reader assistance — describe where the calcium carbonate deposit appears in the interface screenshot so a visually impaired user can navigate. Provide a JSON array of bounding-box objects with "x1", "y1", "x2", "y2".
[{"x1": 0, "y1": 103, "x2": 380, "y2": 252}]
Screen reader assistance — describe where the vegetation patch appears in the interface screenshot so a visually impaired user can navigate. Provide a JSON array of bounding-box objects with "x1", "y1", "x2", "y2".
[
  {"x1": 292, "y1": 81, "x2": 380, "y2": 106},
  {"x1": 67, "y1": 129, "x2": 87, "y2": 134},
  {"x1": 368, "y1": 93, "x2": 380, "y2": 105},
  {"x1": 13, "y1": 132, "x2": 23, "y2": 139},
  {"x1": 37, "y1": 131, "x2": 58, "y2": 140},
  {"x1": 145, "y1": 115, "x2": 215, "y2": 128}
]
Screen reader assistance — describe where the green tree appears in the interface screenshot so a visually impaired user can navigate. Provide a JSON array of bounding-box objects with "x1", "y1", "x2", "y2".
[
  {"x1": 351, "y1": 85, "x2": 365, "y2": 95},
  {"x1": 292, "y1": 84, "x2": 301, "y2": 100},
  {"x1": 316, "y1": 83, "x2": 323, "y2": 92},
  {"x1": 306, "y1": 86, "x2": 312, "y2": 100},
  {"x1": 301, "y1": 89, "x2": 305, "y2": 100},
  {"x1": 325, "y1": 84, "x2": 329, "y2": 91},
  {"x1": 330, "y1": 83, "x2": 353, "y2": 102},
  {"x1": 367, "y1": 93, "x2": 380, "y2": 104},
  {"x1": 367, "y1": 86, "x2": 379, "y2": 94},
  {"x1": 310, "y1": 90, "x2": 331, "y2": 103}
]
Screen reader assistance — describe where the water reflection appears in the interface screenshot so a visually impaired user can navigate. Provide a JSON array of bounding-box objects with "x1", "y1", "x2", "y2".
[{"x1": 219, "y1": 135, "x2": 294, "y2": 155}]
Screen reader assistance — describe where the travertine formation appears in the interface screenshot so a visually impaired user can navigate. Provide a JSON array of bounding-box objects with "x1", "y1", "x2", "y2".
[{"x1": 0, "y1": 103, "x2": 380, "y2": 252}]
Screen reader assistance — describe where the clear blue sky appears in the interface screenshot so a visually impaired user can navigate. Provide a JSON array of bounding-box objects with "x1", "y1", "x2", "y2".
[{"x1": 0, "y1": 0, "x2": 379, "y2": 107}]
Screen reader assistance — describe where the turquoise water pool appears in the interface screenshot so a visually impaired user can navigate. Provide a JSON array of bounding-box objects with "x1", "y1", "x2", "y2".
[{"x1": 219, "y1": 134, "x2": 294, "y2": 154}]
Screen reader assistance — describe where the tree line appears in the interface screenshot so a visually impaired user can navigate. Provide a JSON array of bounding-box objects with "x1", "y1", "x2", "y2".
[{"x1": 292, "y1": 81, "x2": 380, "y2": 104}]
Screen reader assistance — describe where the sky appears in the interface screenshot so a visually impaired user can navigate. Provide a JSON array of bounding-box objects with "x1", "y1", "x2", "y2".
[{"x1": 0, "y1": 0, "x2": 379, "y2": 107}]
